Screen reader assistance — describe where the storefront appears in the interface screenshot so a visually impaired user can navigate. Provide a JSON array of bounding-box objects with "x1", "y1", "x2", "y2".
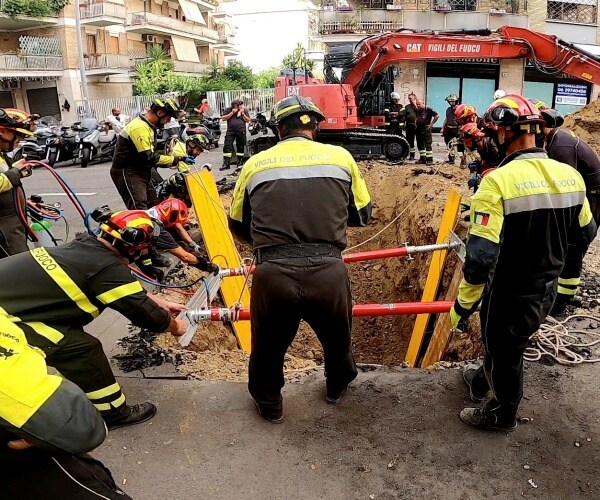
[
  {"x1": 524, "y1": 63, "x2": 592, "y2": 116},
  {"x1": 426, "y1": 60, "x2": 499, "y2": 126}
]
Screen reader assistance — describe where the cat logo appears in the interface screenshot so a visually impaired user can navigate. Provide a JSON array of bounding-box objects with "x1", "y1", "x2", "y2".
[
  {"x1": 0, "y1": 345, "x2": 15, "y2": 360},
  {"x1": 406, "y1": 43, "x2": 422, "y2": 53}
]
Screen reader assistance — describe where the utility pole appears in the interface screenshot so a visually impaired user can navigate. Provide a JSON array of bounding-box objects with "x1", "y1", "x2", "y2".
[{"x1": 75, "y1": 2, "x2": 92, "y2": 118}]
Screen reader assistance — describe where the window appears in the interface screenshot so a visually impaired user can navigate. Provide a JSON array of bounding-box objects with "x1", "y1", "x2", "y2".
[
  {"x1": 358, "y1": 0, "x2": 394, "y2": 8},
  {"x1": 435, "y1": 0, "x2": 478, "y2": 11},
  {"x1": 547, "y1": 0, "x2": 597, "y2": 24}
]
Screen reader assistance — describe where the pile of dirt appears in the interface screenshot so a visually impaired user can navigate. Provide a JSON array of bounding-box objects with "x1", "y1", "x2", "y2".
[{"x1": 563, "y1": 99, "x2": 600, "y2": 157}]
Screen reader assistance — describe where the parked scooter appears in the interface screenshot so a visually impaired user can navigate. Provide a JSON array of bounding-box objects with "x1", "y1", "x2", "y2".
[
  {"x1": 10, "y1": 119, "x2": 58, "y2": 162},
  {"x1": 79, "y1": 119, "x2": 117, "y2": 168},
  {"x1": 45, "y1": 124, "x2": 81, "y2": 167}
]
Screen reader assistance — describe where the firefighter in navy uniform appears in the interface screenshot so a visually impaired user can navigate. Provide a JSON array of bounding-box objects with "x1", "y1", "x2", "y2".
[
  {"x1": 404, "y1": 92, "x2": 418, "y2": 160},
  {"x1": 453, "y1": 95, "x2": 597, "y2": 431},
  {"x1": 384, "y1": 91, "x2": 405, "y2": 136},
  {"x1": 0, "y1": 316, "x2": 132, "y2": 499},
  {"x1": 415, "y1": 99, "x2": 439, "y2": 164},
  {"x1": 441, "y1": 94, "x2": 460, "y2": 164},
  {"x1": 533, "y1": 102, "x2": 600, "y2": 314},
  {"x1": 220, "y1": 99, "x2": 251, "y2": 171},
  {"x1": 110, "y1": 98, "x2": 185, "y2": 210},
  {"x1": 0, "y1": 210, "x2": 187, "y2": 429},
  {"x1": 229, "y1": 96, "x2": 372, "y2": 423},
  {"x1": 0, "y1": 108, "x2": 36, "y2": 258}
]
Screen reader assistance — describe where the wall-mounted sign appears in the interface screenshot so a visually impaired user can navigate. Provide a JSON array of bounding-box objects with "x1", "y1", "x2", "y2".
[{"x1": 555, "y1": 82, "x2": 589, "y2": 106}]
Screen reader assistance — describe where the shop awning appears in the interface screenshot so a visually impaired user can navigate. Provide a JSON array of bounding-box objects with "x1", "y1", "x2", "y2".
[
  {"x1": 178, "y1": 0, "x2": 206, "y2": 25},
  {"x1": 171, "y1": 35, "x2": 201, "y2": 62}
]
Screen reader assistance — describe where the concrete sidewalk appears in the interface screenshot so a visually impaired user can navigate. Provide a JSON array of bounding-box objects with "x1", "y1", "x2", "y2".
[{"x1": 91, "y1": 360, "x2": 600, "y2": 500}]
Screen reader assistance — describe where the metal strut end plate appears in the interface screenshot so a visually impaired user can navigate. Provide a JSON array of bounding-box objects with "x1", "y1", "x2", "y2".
[{"x1": 449, "y1": 231, "x2": 466, "y2": 263}]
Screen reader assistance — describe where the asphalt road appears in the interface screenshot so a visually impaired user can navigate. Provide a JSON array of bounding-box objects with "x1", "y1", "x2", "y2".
[{"x1": 20, "y1": 145, "x2": 229, "y2": 243}]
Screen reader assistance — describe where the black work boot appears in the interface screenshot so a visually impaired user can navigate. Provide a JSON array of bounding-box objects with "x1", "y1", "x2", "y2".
[
  {"x1": 462, "y1": 364, "x2": 489, "y2": 403},
  {"x1": 105, "y1": 402, "x2": 157, "y2": 430},
  {"x1": 409, "y1": 153, "x2": 415, "y2": 160},
  {"x1": 252, "y1": 399, "x2": 284, "y2": 424},
  {"x1": 219, "y1": 157, "x2": 231, "y2": 171},
  {"x1": 326, "y1": 385, "x2": 348, "y2": 405},
  {"x1": 459, "y1": 407, "x2": 517, "y2": 432}
]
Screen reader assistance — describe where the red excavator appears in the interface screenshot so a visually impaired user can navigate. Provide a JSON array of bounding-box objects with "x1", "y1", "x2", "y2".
[{"x1": 249, "y1": 26, "x2": 600, "y2": 161}]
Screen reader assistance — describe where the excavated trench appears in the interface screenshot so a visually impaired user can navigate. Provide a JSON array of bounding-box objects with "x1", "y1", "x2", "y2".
[{"x1": 114, "y1": 160, "x2": 489, "y2": 382}]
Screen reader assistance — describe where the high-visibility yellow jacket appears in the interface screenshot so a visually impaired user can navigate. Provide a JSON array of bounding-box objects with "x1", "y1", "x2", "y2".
[
  {"x1": 0, "y1": 315, "x2": 106, "y2": 453},
  {"x1": 112, "y1": 115, "x2": 176, "y2": 171},
  {"x1": 455, "y1": 148, "x2": 597, "y2": 315},
  {"x1": 230, "y1": 136, "x2": 372, "y2": 248}
]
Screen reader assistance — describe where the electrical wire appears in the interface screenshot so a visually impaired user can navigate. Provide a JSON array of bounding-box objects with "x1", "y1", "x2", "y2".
[{"x1": 524, "y1": 314, "x2": 600, "y2": 365}]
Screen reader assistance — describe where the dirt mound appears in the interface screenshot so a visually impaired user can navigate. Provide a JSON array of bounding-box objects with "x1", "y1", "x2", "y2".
[{"x1": 563, "y1": 99, "x2": 600, "y2": 157}]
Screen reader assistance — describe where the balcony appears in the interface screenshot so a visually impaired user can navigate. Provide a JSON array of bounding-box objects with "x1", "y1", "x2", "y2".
[
  {"x1": 173, "y1": 60, "x2": 210, "y2": 75},
  {"x1": 84, "y1": 54, "x2": 129, "y2": 75},
  {"x1": 0, "y1": 53, "x2": 62, "y2": 77},
  {"x1": 213, "y1": 33, "x2": 238, "y2": 55},
  {"x1": 0, "y1": 0, "x2": 59, "y2": 30},
  {"x1": 126, "y1": 12, "x2": 219, "y2": 44},
  {"x1": 80, "y1": 2, "x2": 127, "y2": 26},
  {"x1": 320, "y1": 20, "x2": 404, "y2": 34}
]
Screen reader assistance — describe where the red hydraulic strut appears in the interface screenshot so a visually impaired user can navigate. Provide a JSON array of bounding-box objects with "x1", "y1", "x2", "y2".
[
  {"x1": 184, "y1": 301, "x2": 453, "y2": 323},
  {"x1": 219, "y1": 242, "x2": 460, "y2": 278}
]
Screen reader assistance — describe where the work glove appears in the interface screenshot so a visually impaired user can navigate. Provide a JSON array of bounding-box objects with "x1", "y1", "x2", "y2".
[
  {"x1": 184, "y1": 156, "x2": 196, "y2": 165},
  {"x1": 191, "y1": 252, "x2": 220, "y2": 275},
  {"x1": 187, "y1": 241, "x2": 202, "y2": 253},
  {"x1": 12, "y1": 160, "x2": 33, "y2": 178},
  {"x1": 449, "y1": 303, "x2": 470, "y2": 333}
]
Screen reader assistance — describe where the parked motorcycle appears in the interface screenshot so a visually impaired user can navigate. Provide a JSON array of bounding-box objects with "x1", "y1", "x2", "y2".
[
  {"x1": 79, "y1": 119, "x2": 117, "y2": 168},
  {"x1": 10, "y1": 119, "x2": 58, "y2": 162},
  {"x1": 45, "y1": 124, "x2": 81, "y2": 167}
]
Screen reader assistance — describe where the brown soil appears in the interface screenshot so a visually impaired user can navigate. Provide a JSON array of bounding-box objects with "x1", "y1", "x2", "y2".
[{"x1": 563, "y1": 99, "x2": 600, "y2": 158}]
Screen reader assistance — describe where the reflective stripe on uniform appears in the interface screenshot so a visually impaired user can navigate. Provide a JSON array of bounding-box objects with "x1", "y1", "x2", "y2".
[
  {"x1": 29, "y1": 247, "x2": 99, "y2": 318},
  {"x1": 558, "y1": 277, "x2": 581, "y2": 286},
  {"x1": 23, "y1": 321, "x2": 64, "y2": 344},
  {"x1": 0, "y1": 305, "x2": 21, "y2": 322},
  {"x1": 96, "y1": 281, "x2": 144, "y2": 305},
  {"x1": 93, "y1": 393, "x2": 126, "y2": 411},
  {"x1": 86, "y1": 382, "x2": 121, "y2": 401},
  {"x1": 557, "y1": 285, "x2": 577, "y2": 296},
  {"x1": 504, "y1": 192, "x2": 585, "y2": 215},
  {"x1": 246, "y1": 164, "x2": 351, "y2": 195}
]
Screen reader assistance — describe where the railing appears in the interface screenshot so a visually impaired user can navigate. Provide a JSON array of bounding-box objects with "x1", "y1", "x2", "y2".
[
  {"x1": 320, "y1": 20, "x2": 403, "y2": 34},
  {"x1": 0, "y1": 54, "x2": 62, "y2": 70},
  {"x1": 80, "y1": 2, "x2": 127, "y2": 20},
  {"x1": 320, "y1": 0, "x2": 526, "y2": 13},
  {"x1": 207, "y1": 89, "x2": 275, "y2": 118},
  {"x1": 84, "y1": 54, "x2": 129, "y2": 70},
  {"x1": 217, "y1": 34, "x2": 236, "y2": 45},
  {"x1": 129, "y1": 55, "x2": 149, "y2": 70},
  {"x1": 74, "y1": 93, "x2": 179, "y2": 122},
  {"x1": 173, "y1": 60, "x2": 209, "y2": 74},
  {"x1": 127, "y1": 12, "x2": 219, "y2": 39}
]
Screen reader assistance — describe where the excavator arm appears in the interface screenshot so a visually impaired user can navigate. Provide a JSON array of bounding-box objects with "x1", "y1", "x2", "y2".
[{"x1": 342, "y1": 26, "x2": 600, "y2": 92}]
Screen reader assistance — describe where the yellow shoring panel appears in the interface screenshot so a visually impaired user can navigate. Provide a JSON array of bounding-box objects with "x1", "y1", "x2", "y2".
[
  {"x1": 404, "y1": 189, "x2": 461, "y2": 367},
  {"x1": 186, "y1": 168, "x2": 252, "y2": 353}
]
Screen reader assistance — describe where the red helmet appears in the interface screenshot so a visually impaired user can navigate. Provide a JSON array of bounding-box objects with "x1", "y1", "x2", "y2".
[
  {"x1": 154, "y1": 198, "x2": 189, "y2": 227},
  {"x1": 454, "y1": 104, "x2": 477, "y2": 125},
  {"x1": 484, "y1": 94, "x2": 544, "y2": 133},
  {"x1": 460, "y1": 122, "x2": 485, "y2": 140},
  {"x1": 99, "y1": 210, "x2": 160, "y2": 251},
  {"x1": 0, "y1": 108, "x2": 34, "y2": 136}
]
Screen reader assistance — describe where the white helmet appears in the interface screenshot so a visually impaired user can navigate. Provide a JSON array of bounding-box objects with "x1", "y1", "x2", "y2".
[
  {"x1": 390, "y1": 92, "x2": 400, "y2": 100},
  {"x1": 493, "y1": 89, "x2": 506, "y2": 100}
]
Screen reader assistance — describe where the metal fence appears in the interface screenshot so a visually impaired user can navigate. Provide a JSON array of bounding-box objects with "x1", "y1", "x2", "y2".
[
  {"x1": 74, "y1": 93, "x2": 178, "y2": 123},
  {"x1": 206, "y1": 89, "x2": 275, "y2": 118}
]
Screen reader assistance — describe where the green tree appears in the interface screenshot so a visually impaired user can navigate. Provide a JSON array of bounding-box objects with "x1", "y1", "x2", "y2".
[
  {"x1": 222, "y1": 60, "x2": 255, "y2": 89},
  {"x1": 255, "y1": 67, "x2": 280, "y2": 89},
  {"x1": 281, "y1": 43, "x2": 315, "y2": 83},
  {"x1": 132, "y1": 47, "x2": 174, "y2": 96}
]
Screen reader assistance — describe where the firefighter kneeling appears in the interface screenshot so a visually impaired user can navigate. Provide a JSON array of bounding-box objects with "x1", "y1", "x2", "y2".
[{"x1": 0, "y1": 210, "x2": 187, "y2": 429}]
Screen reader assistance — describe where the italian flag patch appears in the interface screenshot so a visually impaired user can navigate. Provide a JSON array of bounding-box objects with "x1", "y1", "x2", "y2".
[{"x1": 474, "y1": 211, "x2": 490, "y2": 226}]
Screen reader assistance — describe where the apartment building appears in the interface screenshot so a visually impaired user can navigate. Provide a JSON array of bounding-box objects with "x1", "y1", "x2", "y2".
[
  {"x1": 318, "y1": 0, "x2": 600, "y2": 117},
  {"x1": 0, "y1": 0, "x2": 238, "y2": 121}
]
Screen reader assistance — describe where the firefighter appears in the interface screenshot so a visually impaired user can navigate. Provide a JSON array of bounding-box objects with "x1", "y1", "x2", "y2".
[
  {"x1": 220, "y1": 99, "x2": 251, "y2": 171},
  {"x1": 0, "y1": 315, "x2": 132, "y2": 498},
  {"x1": 460, "y1": 122, "x2": 501, "y2": 191},
  {"x1": 454, "y1": 103, "x2": 485, "y2": 129},
  {"x1": 0, "y1": 210, "x2": 187, "y2": 429},
  {"x1": 0, "y1": 108, "x2": 36, "y2": 259},
  {"x1": 110, "y1": 98, "x2": 186, "y2": 210},
  {"x1": 441, "y1": 94, "x2": 460, "y2": 164},
  {"x1": 404, "y1": 92, "x2": 418, "y2": 160},
  {"x1": 453, "y1": 94, "x2": 596, "y2": 431},
  {"x1": 157, "y1": 172, "x2": 191, "y2": 207},
  {"x1": 533, "y1": 102, "x2": 600, "y2": 314},
  {"x1": 146, "y1": 198, "x2": 220, "y2": 272},
  {"x1": 229, "y1": 95, "x2": 372, "y2": 423},
  {"x1": 415, "y1": 99, "x2": 439, "y2": 164},
  {"x1": 384, "y1": 91, "x2": 405, "y2": 136}
]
